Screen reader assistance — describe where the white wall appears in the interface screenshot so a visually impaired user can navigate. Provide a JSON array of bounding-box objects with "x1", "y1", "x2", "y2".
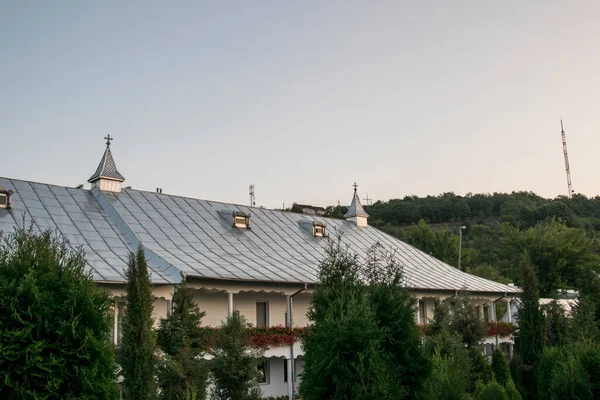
[{"x1": 260, "y1": 358, "x2": 304, "y2": 398}]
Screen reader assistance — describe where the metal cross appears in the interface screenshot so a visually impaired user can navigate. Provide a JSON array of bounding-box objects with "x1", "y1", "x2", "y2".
[
  {"x1": 363, "y1": 194, "x2": 372, "y2": 206},
  {"x1": 353, "y1": 182, "x2": 358, "y2": 192},
  {"x1": 104, "y1": 134, "x2": 113, "y2": 146}
]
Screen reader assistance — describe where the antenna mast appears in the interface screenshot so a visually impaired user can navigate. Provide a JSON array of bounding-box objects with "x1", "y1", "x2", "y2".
[
  {"x1": 560, "y1": 120, "x2": 573, "y2": 198},
  {"x1": 249, "y1": 184, "x2": 256, "y2": 207}
]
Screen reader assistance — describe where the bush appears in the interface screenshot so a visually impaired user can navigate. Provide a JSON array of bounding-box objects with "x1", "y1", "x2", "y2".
[
  {"x1": 492, "y1": 348, "x2": 511, "y2": 387},
  {"x1": 473, "y1": 381, "x2": 508, "y2": 400},
  {"x1": 471, "y1": 351, "x2": 494, "y2": 387},
  {"x1": 538, "y1": 343, "x2": 600, "y2": 400},
  {"x1": 420, "y1": 332, "x2": 472, "y2": 400},
  {"x1": 505, "y1": 380, "x2": 522, "y2": 400},
  {"x1": 0, "y1": 228, "x2": 118, "y2": 399}
]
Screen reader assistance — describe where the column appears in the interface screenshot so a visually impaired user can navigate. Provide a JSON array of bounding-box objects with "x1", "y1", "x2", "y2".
[
  {"x1": 228, "y1": 292, "x2": 234, "y2": 316},
  {"x1": 478, "y1": 304, "x2": 484, "y2": 321},
  {"x1": 506, "y1": 299, "x2": 512, "y2": 323},
  {"x1": 490, "y1": 301, "x2": 497, "y2": 323}
]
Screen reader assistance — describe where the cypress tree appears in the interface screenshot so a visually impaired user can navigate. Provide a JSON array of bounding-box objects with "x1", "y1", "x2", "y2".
[
  {"x1": 492, "y1": 348, "x2": 510, "y2": 387},
  {"x1": 0, "y1": 228, "x2": 118, "y2": 399},
  {"x1": 514, "y1": 252, "x2": 544, "y2": 400},
  {"x1": 300, "y1": 239, "x2": 402, "y2": 400},
  {"x1": 119, "y1": 246, "x2": 157, "y2": 400},
  {"x1": 157, "y1": 279, "x2": 210, "y2": 400},
  {"x1": 210, "y1": 310, "x2": 263, "y2": 400}
]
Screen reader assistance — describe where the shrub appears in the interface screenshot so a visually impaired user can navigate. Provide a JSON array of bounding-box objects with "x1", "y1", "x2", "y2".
[
  {"x1": 492, "y1": 348, "x2": 510, "y2": 387},
  {"x1": 473, "y1": 381, "x2": 508, "y2": 400},
  {"x1": 471, "y1": 351, "x2": 494, "y2": 387},
  {"x1": 0, "y1": 227, "x2": 118, "y2": 399},
  {"x1": 505, "y1": 380, "x2": 522, "y2": 400},
  {"x1": 210, "y1": 311, "x2": 263, "y2": 400}
]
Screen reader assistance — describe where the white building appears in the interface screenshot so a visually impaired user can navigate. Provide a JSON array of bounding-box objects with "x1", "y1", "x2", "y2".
[{"x1": 0, "y1": 139, "x2": 519, "y2": 398}]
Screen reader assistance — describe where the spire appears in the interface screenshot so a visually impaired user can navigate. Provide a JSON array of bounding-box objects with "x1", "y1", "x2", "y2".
[
  {"x1": 88, "y1": 135, "x2": 125, "y2": 192},
  {"x1": 344, "y1": 182, "x2": 369, "y2": 226}
]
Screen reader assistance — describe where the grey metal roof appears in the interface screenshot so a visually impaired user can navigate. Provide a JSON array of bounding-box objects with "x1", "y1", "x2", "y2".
[
  {"x1": 88, "y1": 145, "x2": 125, "y2": 183},
  {"x1": 0, "y1": 177, "x2": 519, "y2": 294},
  {"x1": 344, "y1": 188, "x2": 369, "y2": 218}
]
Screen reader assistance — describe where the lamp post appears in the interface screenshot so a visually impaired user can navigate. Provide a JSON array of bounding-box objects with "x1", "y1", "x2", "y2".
[{"x1": 458, "y1": 225, "x2": 466, "y2": 271}]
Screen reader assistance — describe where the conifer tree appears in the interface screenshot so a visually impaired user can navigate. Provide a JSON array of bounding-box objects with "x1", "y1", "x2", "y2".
[
  {"x1": 119, "y1": 247, "x2": 157, "y2": 400},
  {"x1": 300, "y1": 239, "x2": 404, "y2": 400},
  {"x1": 514, "y1": 252, "x2": 544, "y2": 400},
  {"x1": 210, "y1": 310, "x2": 263, "y2": 400},
  {"x1": 157, "y1": 279, "x2": 210, "y2": 400},
  {"x1": 0, "y1": 228, "x2": 118, "y2": 399},
  {"x1": 492, "y1": 348, "x2": 511, "y2": 387},
  {"x1": 364, "y1": 243, "x2": 430, "y2": 397}
]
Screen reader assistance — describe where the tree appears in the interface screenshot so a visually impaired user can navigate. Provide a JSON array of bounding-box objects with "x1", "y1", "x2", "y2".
[
  {"x1": 300, "y1": 239, "x2": 402, "y2": 400},
  {"x1": 119, "y1": 247, "x2": 157, "y2": 400},
  {"x1": 0, "y1": 227, "x2": 118, "y2": 399},
  {"x1": 570, "y1": 295, "x2": 600, "y2": 343},
  {"x1": 514, "y1": 252, "x2": 545, "y2": 400},
  {"x1": 541, "y1": 300, "x2": 570, "y2": 347},
  {"x1": 364, "y1": 243, "x2": 430, "y2": 397},
  {"x1": 210, "y1": 310, "x2": 263, "y2": 400},
  {"x1": 492, "y1": 349, "x2": 510, "y2": 387},
  {"x1": 157, "y1": 279, "x2": 210, "y2": 400},
  {"x1": 473, "y1": 380, "x2": 508, "y2": 400},
  {"x1": 450, "y1": 291, "x2": 487, "y2": 351}
]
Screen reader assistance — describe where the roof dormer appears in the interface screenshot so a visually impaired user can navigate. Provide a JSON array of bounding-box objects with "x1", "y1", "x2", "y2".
[
  {"x1": 299, "y1": 220, "x2": 327, "y2": 237},
  {"x1": 88, "y1": 135, "x2": 125, "y2": 193},
  {"x1": 219, "y1": 209, "x2": 251, "y2": 229},
  {"x1": 0, "y1": 186, "x2": 14, "y2": 209}
]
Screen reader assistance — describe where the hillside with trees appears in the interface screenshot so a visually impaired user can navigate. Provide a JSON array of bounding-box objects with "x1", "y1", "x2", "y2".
[{"x1": 324, "y1": 192, "x2": 600, "y2": 296}]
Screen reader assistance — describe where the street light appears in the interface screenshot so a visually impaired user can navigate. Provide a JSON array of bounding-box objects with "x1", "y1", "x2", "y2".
[{"x1": 458, "y1": 226, "x2": 466, "y2": 271}]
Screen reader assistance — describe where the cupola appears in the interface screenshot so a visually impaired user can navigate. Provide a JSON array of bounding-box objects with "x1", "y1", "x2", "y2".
[
  {"x1": 88, "y1": 135, "x2": 125, "y2": 193},
  {"x1": 344, "y1": 183, "x2": 369, "y2": 227}
]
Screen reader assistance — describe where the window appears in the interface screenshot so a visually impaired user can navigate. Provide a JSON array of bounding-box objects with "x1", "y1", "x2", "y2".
[
  {"x1": 0, "y1": 187, "x2": 13, "y2": 209},
  {"x1": 283, "y1": 360, "x2": 296, "y2": 383},
  {"x1": 257, "y1": 359, "x2": 270, "y2": 384},
  {"x1": 233, "y1": 212, "x2": 250, "y2": 229},
  {"x1": 256, "y1": 302, "x2": 268, "y2": 327},
  {"x1": 313, "y1": 222, "x2": 326, "y2": 237},
  {"x1": 418, "y1": 300, "x2": 427, "y2": 324}
]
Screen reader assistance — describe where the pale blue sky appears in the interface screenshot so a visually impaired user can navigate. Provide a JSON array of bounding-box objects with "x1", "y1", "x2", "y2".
[{"x1": 2, "y1": 1, "x2": 599, "y2": 208}]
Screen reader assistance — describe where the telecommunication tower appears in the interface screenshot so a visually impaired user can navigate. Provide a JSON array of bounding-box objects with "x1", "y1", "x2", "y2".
[
  {"x1": 560, "y1": 120, "x2": 574, "y2": 198},
  {"x1": 249, "y1": 184, "x2": 256, "y2": 207}
]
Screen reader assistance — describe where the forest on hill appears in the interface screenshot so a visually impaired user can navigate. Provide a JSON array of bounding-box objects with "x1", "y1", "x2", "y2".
[{"x1": 322, "y1": 192, "x2": 600, "y2": 297}]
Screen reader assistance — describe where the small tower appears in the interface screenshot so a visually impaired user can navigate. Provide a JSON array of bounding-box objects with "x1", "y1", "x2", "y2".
[
  {"x1": 344, "y1": 183, "x2": 369, "y2": 227},
  {"x1": 88, "y1": 135, "x2": 125, "y2": 193}
]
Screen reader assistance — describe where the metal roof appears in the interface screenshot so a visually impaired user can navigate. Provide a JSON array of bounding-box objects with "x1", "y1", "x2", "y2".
[
  {"x1": 88, "y1": 145, "x2": 125, "y2": 183},
  {"x1": 0, "y1": 177, "x2": 519, "y2": 294}
]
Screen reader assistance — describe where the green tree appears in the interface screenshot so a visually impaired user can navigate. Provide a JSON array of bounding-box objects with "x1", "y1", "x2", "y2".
[
  {"x1": 471, "y1": 351, "x2": 494, "y2": 386},
  {"x1": 119, "y1": 247, "x2": 157, "y2": 400},
  {"x1": 300, "y1": 240, "x2": 402, "y2": 400},
  {"x1": 492, "y1": 348, "x2": 510, "y2": 387},
  {"x1": 514, "y1": 252, "x2": 545, "y2": 400},
  {"x1": 364, "y1": 243, "x2": 430, "y2": 397},
  {"x1": 420, "y1": 332, "x2": 472, "y2": 400},
  {"x1": 0, "y1": 227, "x2": 118, "y2": 399},
  {"x1": 450, "y1": 291, "x2": 487, "y2": 351},
  {"x1": 473, "y1": 380, "x2": 508, "y2": 400},
  {"x1": 570, "y1": 295, "x2": 600, "y2": 343},
  {"x1": 157, "y1": 280, "x2": 210, "y2": 400},
  {"x1": 210, "y1": 310, "x2": 263, "y2": 400},
  {"x1": 541, "y1": 300, "x2": 570, "y2": 347}
]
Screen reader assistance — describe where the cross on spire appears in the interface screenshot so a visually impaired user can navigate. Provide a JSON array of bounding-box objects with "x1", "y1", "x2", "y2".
[
  {"x1": 104, "y1": 134, "x2": 113, "y2": 146},
  {"x1": 353, "y1": 182, "x2": 358, "y2": 192}
]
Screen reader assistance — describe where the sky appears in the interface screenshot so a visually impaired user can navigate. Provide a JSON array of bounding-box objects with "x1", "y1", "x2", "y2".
[{"x1": 1, "y1": 1, "x2": 599, "y2": 209}]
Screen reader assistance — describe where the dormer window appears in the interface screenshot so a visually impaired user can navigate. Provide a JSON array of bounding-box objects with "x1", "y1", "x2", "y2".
[
  {"x1": 233, "y1": 211, "x2": 250, "y2": 229},
  {"x1": 0, "y1": 186, "x2": 14, "y2": 209},
  {"x1": 299, "y1": 220, "x2": 327, "y2": 237},
  {"x1": 313, "y1": 222, "x2": 326, "y2": 237}
]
